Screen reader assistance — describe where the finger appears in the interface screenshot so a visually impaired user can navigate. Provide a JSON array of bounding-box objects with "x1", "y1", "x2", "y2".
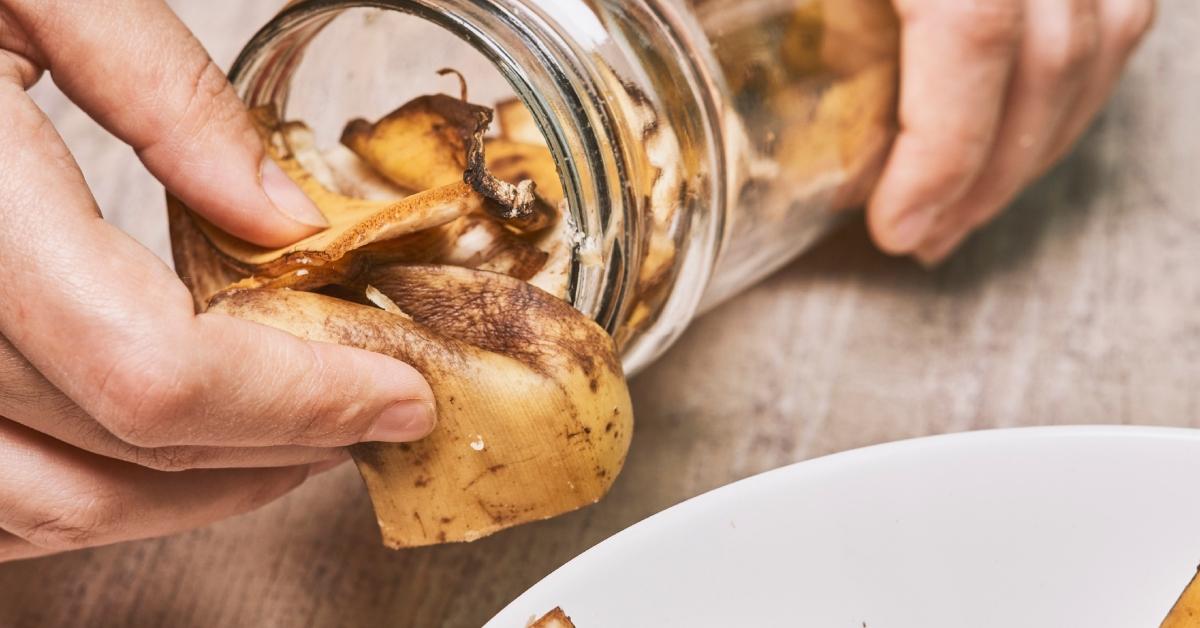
[
  {"x1": 867, "y1": 0, "x2": 1024, "y2": 253},
  {"x1": 0, "y1": 5, "x2": 43, "y2": 89},
  {"x1": 1040, "y1": 0, "x2": 1155, "y2": 168},
  {"x1": 2, "y1": 0, "x2": 327, "y2": 247},
  {"x1": 0, "y1": 334, "x2": 345, "y2": 471},
  {"x1": 0, "y1": 84, "x2": 435, "y2": 451},
  {"x1": 0, "y1": 529, "x2": 53, "y2": 563},
  {"x1": 913, "y1": 0, "x2": 1102, "y2": 265},
  {"x1": 0, "y1": 421, "x2": 316, "y2": 555}
]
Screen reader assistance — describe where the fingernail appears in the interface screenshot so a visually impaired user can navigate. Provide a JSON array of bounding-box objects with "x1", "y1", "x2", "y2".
[
  {"x1": 261, "y1": 156, "x2": 329, "y2": 229},
  {"x1": 889, "y1": 205, "x2": 939, "y2": 251},
  {"x1": 364, "y1": 401, "x2": 437, "y2": 442}
]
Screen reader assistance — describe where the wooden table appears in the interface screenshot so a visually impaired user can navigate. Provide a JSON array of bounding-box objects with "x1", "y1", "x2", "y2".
[{"x1": 2, "y1": 2, "x2": 1197, "y2": 626}]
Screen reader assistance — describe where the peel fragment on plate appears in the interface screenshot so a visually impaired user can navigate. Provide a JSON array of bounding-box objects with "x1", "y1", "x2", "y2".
[
  {"x1": 167, "y1": 93, "x2": 631, "y2": 548},
  {"x1": 528, "y1": 607, "x2": 576, "y2": 628}
]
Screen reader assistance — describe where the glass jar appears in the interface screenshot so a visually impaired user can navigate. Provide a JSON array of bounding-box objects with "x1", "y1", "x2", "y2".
[{"x1": 230, "y1": 0, "x2": 900, "y2": 373}]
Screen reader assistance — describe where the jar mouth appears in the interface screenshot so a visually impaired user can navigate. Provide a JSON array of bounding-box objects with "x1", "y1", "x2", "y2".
[{"x1": 229, "y1": 0, "x2": 726, "y2": 374}]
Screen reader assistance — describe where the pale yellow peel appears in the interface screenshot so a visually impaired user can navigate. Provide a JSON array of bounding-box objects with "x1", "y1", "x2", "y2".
[
  {"x1": 485, "y1": 138, "x2": 564, "y2": 209},
  {"x1": 208, "y1": 265, "x2": 632, "y2": 548},
  {"x1": 340, "y1": 94, "x2": 475, "y2": 192},
  {"x1": 167, "y1": 93, "x2": 630, "y2": 549},
  {"x1": 496, "y1": 97, "x2": 548, "y2": 147},
  {"x1": 184, "y1": 106, "x2": 481, "y2": 274},
  {"x1": 321, "y1": 144, "x2": 411, "y2": 200},
  {"x1": 192, "y1": 180, "x2": 483, "y2": 271}
]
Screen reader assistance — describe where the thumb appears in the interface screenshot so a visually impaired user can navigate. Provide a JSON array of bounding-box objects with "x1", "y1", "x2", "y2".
[{"x1": 7, "y1": 0, "x2": 326, "y2": 248}]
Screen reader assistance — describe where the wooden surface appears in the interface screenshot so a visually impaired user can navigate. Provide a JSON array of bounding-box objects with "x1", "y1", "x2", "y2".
[{"x1": 2, "y1": 2, "x2": 1198, "y2": 627}]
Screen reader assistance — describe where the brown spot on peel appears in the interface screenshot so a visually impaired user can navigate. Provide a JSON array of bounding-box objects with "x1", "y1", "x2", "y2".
[{"x1": 207, "y1": 268, "x2": 632, "y2": 548}]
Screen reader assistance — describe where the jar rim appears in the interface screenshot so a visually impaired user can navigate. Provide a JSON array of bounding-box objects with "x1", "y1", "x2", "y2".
[{"x1": 228, "y1": 0, "x2": 727, "y2": 374}]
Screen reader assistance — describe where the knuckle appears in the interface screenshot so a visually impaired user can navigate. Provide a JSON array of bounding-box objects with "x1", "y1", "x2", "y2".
[
  {"x1": 945, "y1": 1, "x2": 1025, "y2": 52},
  {"x1": 185, "y1": 60, "x2": 238, "y2": 126},
  {"x1": 94, "y1": 353, "x2": 199, "y2": 449},
  {"x1": 140, "y1": 57, "x2": 239, "y2": 157},
  {"x1": 1035, "y1": 25, "x2": 1098, "y2": 79},
  {"x1": 281, "y1": 346, "x2": 371, "y2": 446},
  {"x1": 19, "y1": 497, "x2": 115, "y2": 551},
  {"x1": 130, "y1": 445, "x2": 208, "y2": 472},
  {"x1": 289, "y1": 403, "x2": 363, "y2": 447},
  {"x1": 1110, "y1": 0, "x2": 1156, "y2": 51},
  {"x1": 924, "y1": 146, "x2": 987, "y2": 197}
]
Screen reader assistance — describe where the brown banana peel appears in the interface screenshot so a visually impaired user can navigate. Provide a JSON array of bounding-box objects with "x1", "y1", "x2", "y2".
[
  {"x1": 1163, "y1": 566, "x2": 1200, "y2": 628},
  {"x1": 280, "y1": 119, "x2": 410, "y2": 200},
  {"x1": 484, "y1": 137, "x2": 563, "y2": 209},
  {"x1": 496, "y1": 97, "x2": 548, "y2": 147},
  {"x1": 341, "y1": 94, "x2": 556, "y2": 231},
  {"x1": 168, "y1": 96, "x2": 631, "y2": 548},
  {"x1": 187, "y1": 107, "x2": 484, "y2": 277},
  {"x1": 208, "y1": 266, "x2": 632, "y2": 548}
]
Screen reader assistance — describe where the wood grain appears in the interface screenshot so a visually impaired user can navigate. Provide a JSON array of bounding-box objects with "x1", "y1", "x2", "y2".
[{"x1": 3, "y1": 2, "x2": 1198, "y2": 627}]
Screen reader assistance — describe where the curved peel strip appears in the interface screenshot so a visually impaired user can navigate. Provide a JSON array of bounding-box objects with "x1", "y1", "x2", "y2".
[
  {"x1": 281, "y1": 118, "x2": 410, "y2": 200},
  {"x1": 172, "y1": 106, "x2": 485, "y2": 278},
  {"x1": 168, "y1": 92, "x2": 625, "y2": 549},
  {"x1": 208, "y1": 265, "x2": 633, "y2": 547},
  {"x1": 342, "y1": 94, "x2": 556, "y2": 232},
  {"x1": 190, "y1": 180, "x2": 484, "y2": 272},
  {"x1": 322, "y1": 145, "x2": 411, "y2": 200},
  {"x1": 341, "y1": 94, "x2": 480, "y2": 192}
]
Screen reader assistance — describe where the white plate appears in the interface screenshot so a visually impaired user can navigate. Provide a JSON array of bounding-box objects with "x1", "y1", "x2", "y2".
[{"x1": 487, "y1": 426, "x2": 1200, "y2": 628}]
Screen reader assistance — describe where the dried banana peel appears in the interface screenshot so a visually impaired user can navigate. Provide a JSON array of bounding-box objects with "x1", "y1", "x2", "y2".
[
  {"x1": 496, "y1": 97, "x2": 547, "y2": 147},
  {"x1": 485, "y1": 137, "x2": 563, "y2": 209},
  {"x1": 342, "y1": 94, "x2": 556, "y2": 231},
  {"x1": 1163, "y1": 566, "x2": 1200, "y2": 627},
  {"x1": 184, "y1": 107, "x2": 484, "y2": 278},
  {"x1": 280, "y1": 118, "x2": 410, "y2": 200},
  {"x1": 210, "y1": 266, "x2": 631, "y2": 547},
  {"x1": 772, "y1": 61, "x2": 897, "y2": 211},
  {"x1": 529, "y1": 607, "x2": 576, "y2": 628},
  {"x1": 168, "y1": 94, "x2": 631, "y2": 548},
  {"x1": 341, "y1": 94, "x2": 476, "y2": 191}
]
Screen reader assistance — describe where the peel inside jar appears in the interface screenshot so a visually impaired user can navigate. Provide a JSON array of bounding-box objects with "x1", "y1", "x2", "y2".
[{"x1": 168, "y1": 91, "x2": 632, "y2": 548}]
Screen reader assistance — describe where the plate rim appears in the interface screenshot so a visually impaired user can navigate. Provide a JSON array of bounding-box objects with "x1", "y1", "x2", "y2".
[{"x1": 488, "y1": 424, "x2": 1200, "y2": 625}]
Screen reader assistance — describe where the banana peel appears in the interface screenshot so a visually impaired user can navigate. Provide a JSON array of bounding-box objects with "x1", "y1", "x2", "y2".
[
  {"x1": 496, "y1": 97, "x2": 547, "y2": 147},
  {"x1": 342, "y1": 94, "x2": 556, "y2": 232},
  {"x1": 186, "y1": 106, "x2": 484, "y2": 277},
  {"x1": 484, "y1": 137, "x2": 563, "y2": 209},
  {"x1": 1164, "y1": 566, "x2": 1200, "y2": 627},
  {"x1": 772, "y1": 61, "x2": 897, "y2": 211},
  {"x1": 168, "y1": 95, "x2": 631, "y2": 548},
  {"x1": 209, "y1": 266, "x2": 631, "y2": 547},
  {"x1": 529, "y1": 607, "x2": 576, "y2": 628}
]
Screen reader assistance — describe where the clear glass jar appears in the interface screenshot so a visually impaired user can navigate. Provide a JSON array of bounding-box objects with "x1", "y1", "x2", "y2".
[{"x1": 230, "y1": 0, "x2": 900, "y2": 373}]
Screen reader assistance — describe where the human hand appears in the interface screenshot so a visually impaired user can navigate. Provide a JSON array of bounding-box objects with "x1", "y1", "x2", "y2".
[
  {"x1": 0, "y1": 0, "x2": 436, "y2": 562},
  {"x1": 867, "y1": 0, "x2": 1155, "y2": 265}
]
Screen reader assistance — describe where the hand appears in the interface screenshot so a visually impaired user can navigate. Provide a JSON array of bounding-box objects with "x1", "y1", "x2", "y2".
[
  {"x1": 867, "y1": 0, "x2": 1155, "y2": 265},
  {"x1": 0, "y1": 0, "x2": 436, "y2": 562}
]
